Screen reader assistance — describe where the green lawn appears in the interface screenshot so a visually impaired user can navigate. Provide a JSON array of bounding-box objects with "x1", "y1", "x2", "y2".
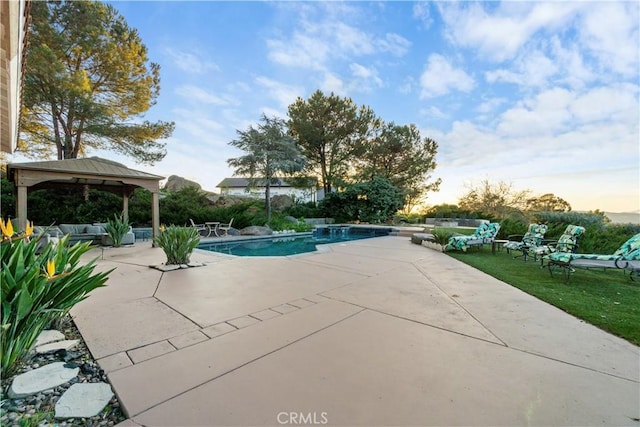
[{"x1": 447, "y1": 246, "x2": 640, "y2": 346}]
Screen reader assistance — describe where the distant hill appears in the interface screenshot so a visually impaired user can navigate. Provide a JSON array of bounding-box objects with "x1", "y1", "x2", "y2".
[{"x1": 605, "y1": 212, "x2": 640, "y2": 224}]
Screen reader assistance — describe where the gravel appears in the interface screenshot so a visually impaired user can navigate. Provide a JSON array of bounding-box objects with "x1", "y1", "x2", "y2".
[{"x1": 0, "y1": 316, "x2": 126, "y2": 427}]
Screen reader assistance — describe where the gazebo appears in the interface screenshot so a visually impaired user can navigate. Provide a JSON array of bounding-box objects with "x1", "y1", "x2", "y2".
[{"x1": 6, "y1": 157, "x2": 163, "y2": 244}]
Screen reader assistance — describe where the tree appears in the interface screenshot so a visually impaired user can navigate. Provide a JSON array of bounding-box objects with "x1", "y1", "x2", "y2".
[
  {"x1": 287, "y1": 90, "x2": 377, "y2": 194},
  {"x1": 458, "y1": 179, "x2": 530, "y2": 219},
  {"x1": 228, "y1": 115, "x2": 305, "y2": 221},
  {"x1": 526, "y1": 193, "x2": 572, "y2": 212},
  {"x1": 354, "y1": 122, "x2": 441, "y2": 214},
  {"x1": 20, "y1": 0, "x2": 174, "y2": 164}
]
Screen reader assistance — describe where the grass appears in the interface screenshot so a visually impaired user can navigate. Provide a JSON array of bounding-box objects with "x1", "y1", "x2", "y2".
[{"x1": 447, "y1": 246, "x2": 640, "y2": 346}]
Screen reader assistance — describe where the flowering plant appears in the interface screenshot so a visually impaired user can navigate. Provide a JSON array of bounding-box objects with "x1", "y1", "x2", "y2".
[{"x1": 1, "y1": 219, "x2": 112, "y2": 374}]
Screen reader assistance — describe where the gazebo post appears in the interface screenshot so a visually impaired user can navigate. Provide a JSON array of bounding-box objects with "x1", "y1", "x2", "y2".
[
  {"x1": 152, "y1": 190, "x2": 160, "y2": 247},
  {"x1": 16, "y1": 185, "x2": 28, "y2": 232},
  {"x1": 122, "y1": 190, "x2": 130, "y2": 220}
]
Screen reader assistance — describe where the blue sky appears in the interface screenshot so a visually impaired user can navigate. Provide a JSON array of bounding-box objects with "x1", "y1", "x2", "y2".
[{"x1": 14, "y1": 1, "x2": 640, "y2": 212}]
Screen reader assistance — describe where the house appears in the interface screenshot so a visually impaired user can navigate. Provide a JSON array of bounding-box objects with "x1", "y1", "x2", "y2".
[
  {"x1": 1, "y1": 0, "x2": 31, "y2": 153},
  {"x1": 217, "y1": 177, "x2": 320, "y2": 203}
]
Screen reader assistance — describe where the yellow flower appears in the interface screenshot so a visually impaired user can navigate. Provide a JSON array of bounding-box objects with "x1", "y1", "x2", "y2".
[
  {"x1": 160, "y1": 224, "x2": 166, "y2": 232},
  {"x1": 25, "y1": 221, "x2": 34, "y2": 237},
  {"x1": 0, "y1": 218, "x2": 14, "y2": 238},
  {"x1": 45, "y1": 259, "x2": 56, "y2": 278}
]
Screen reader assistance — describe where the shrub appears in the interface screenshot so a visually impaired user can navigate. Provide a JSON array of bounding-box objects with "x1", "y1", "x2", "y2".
[
  {"x1": 498, "y1": 217, "x2": 529, "y2": 239},
  {"x1": 283, "y1": 201, "x2": 322, "y2": 219},
  {"x1": 532, "y1": 211, "x2": 607, "y2": 239},
  {"x1": 153, "y1": 226, "x2": 200, "y2": 265},
  {"x1": 431, "y1": 228, "x2": 454, "y2": 249},
  {"x1": 1, "y1": 222, "x2": 111, "y2": 375},
  {"x1": 105, "y1": 213, "x2": 130, "y2": 247},
  {"x1": 320, "y1": 177, "x2": 404, "y2": 223}
]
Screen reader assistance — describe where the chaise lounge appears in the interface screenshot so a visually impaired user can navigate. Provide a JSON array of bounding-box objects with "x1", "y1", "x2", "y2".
[
  {"x1": 545, "y1": 233, "x2": 640, "y2": 282},
  {"x1": 444, "y1": 222, "x2": 501, "y2": 252}
]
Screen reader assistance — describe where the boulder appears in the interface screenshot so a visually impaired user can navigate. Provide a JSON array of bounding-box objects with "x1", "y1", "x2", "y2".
[
  {"x1": 284, "y1": 215, "x2": 299, "y2": 224},
  {"x1": 240, "y1": 226, "x2": 273, "y2": 236},
  {"x1": 164, "y1": 175, "x2": 201, "y2": 192},
  {"x1": 271, "y1": 194, "x2": 294, "y2": 211}
]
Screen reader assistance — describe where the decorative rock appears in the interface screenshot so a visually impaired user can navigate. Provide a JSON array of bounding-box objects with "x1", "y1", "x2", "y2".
[
  {"x1": 151, "y1": 264, "x2": 181, "y2": 272},
  {"x1": 240, "y1": 225, "x2": 273, "y2": 236},
  {"x1": 34, "y1": 330, "x2": 65, "y2": 348},
  {"x1": 54, "y1": 383, "x2": 114, "y2": 419},
  {"x1": 187, "y1": 261, "x2": 204, "y2": 267},
  {"x1": 9, "y1": 362, "x2": 79, "y2": 398},
  {"x1": 36, "y1": 340, "x2": 79, "y2": 355}
]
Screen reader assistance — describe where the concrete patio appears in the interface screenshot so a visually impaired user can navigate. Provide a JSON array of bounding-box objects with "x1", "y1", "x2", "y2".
[{"x1": 71, "y1": 236, "x2": 639, "y2": 426}]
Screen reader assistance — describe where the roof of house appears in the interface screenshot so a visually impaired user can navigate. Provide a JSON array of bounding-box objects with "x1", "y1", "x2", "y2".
[{"x1": 217, "y1": 177, "x2": 315, "y2": 188}]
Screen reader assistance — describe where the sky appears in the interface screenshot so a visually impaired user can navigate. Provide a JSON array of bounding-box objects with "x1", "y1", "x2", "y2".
[{"x1": 10, "y1": 1, "x2": 640, "y2": 213}]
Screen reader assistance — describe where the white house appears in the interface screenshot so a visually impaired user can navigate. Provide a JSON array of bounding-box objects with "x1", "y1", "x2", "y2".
[{"x1": 217, "y1": 177, "x2": 320, "y2": 203}]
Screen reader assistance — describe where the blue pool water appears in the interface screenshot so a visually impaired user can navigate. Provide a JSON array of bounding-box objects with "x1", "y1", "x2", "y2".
[{"x1": 197, "y1": 226, "x2": 391, "y2": 257}]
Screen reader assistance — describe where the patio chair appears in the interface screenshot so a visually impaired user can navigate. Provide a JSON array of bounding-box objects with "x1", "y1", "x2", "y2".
[
  {"x1": 529, "y1": 224, "x2": 585, "y2": 265},
  {"x1": 217, "y1": 218, "x2": 234, "y2": 236},
  {"x1": 444, "y1": 222, "x2": 501, "y2": 252},
  {"x1": 504, "y1": 223, "x2": 548, "y2": 261},
  {"x1": 545, "y1": 233, "x2": 640, "y2": 283},
  {"x1": 189, "y1": 219, "x2": 208, "y2": 237}
]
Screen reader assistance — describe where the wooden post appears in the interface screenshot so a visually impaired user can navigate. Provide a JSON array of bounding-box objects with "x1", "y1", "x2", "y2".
[
  {"x1": 16, "y1": 185, "x2": 28, "y2": 232},
  {"x1": 152, "y1": 190, "x2": 160, "y2": 247}
]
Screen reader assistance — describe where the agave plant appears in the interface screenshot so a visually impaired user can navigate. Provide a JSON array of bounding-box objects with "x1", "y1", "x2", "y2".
[
  {"x1": 431, "y1": 228, "x2": 454, "y2": 251},
  {"x1": 105, "y1": 213, "x2": 130, "y2": 247},
  {"x1": 153, "y1": 225, "x2": 200, "y2": 265}
]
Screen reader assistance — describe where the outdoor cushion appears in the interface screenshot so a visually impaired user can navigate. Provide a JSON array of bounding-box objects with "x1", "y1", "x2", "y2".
[
  {"x1": 445, "y1": 222, "x2": 500, "y2": 252},
  {"x1": 547, "y1": 233, "x2": 640, "y2": 264},
  {"x1": 59, "y1": 224, "x2": 87, "y2": 234},
  {"x1": 504, "y1": 223, "x2": 548, "y2": 251},
  {"x1": 529, "y1": 224, "x2": 585, "y2": 258},
  {"x1": 85, "y1": 225, "x2": 106, "y2": 234}
]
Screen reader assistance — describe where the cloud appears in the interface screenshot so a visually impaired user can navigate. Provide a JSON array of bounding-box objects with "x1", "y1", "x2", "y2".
[
  {"x1": 162, "y1": 47, "x2": 219, "y2": 74},
  {"x1": 438, "y1": 2, "x2": 584, "y2": 62},
  {"x1": 412, "y1": 2, "x2": 434, "y2": 29},
  {"x1": 174, "y1": 85, "x2": 237, "y2": 106},
  {"x1": 376, "y1": 33, "x2": 411, "y2": 57},
  {"x1": 485, "y1": 50, "x2": 558, "y2": 88},
  {"x1": 419, "y1": 54, "x2": 474, "y2": 98},
  {"x1": 266, "y1": 4, "x2": 410, "y2": 74},
  {"x1": 578, "y1": 2, "x2": 639, "y2": 77},
  {"x1": 254, "y1": 76, "x2": 305, "y2": 108},
  {"x1": 349, "y1": 63, "x2": 383, "y2": 92},
  {"x1": 419, "y1": 106, "x2": 448, "y2": 120},
  {"x1": 321, "y1": 72, "x2": 345, "y2": 95},
  {"x1": 476, "y1": 97, "x2": 507, "y2": 114},
  {"x1": 266, "y1": 33, "x2": 329, "y2": 70}
]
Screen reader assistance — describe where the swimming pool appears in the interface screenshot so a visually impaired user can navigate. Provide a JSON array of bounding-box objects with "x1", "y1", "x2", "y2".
[{"x1": 197, "y1": 226, "x2": 391, "y2": 257}]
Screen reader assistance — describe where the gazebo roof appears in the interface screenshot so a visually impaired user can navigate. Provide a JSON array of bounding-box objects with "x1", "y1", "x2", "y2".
[{"x1": 7, "y1": 157, "x2": 164, "y2": 192}]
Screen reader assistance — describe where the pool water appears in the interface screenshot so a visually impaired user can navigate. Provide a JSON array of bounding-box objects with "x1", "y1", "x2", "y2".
[{"x1": 198, "y1": 227, "x2": 391, "y2": 257}]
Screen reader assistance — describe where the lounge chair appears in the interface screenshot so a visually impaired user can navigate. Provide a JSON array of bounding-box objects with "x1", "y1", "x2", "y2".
[
  {"x1": 545, "y1": 233, "x2": 640, "y2": 282},
  {"x1": 444, "y1": 222, "x2": 501, "y2": 252},
  {"x1": 217, "y1": 218, "x2": 234, "y2": 236},
  {"x1": 529, "y1": 224, "x2": 585, "y2": 265},
  {"x1": 504, "y1": 223, "x2": 548, "y2": 261},
  {"x1": 189, "y1": 219, "x2": 208, "y2": 237}
]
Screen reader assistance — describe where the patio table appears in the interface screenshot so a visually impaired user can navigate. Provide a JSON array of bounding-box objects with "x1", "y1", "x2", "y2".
[{"x1": 205, "y1": 222, "x2": 220, "y2": 237}]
